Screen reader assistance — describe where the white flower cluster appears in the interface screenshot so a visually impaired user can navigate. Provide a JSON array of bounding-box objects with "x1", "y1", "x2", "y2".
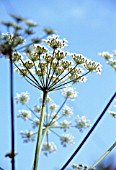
[
  {"x1": 16, "y1": 91, "x2": 91, "y2": 156},
  {"x1": 84, "y1": 59, "x2": 102, "y2": 74},
  {"x1": 49, "y1": 103, "x2": 59, "y2": 111},
  {"x1": 99, "y1": 51, "x2": 116, "y2": 70},
  {"x1": 0, "y1": 32, "x2": 24, "y2": 49},
  {"x1": 62, "y1": 86, "x2": 78, "y2": 100},
  {"x1": 20, "y1": 130, "x2": 35, "y2": 143},
  {"x1": 75, "y1": 115, "x2": 91, "y2": 132},
  {"x1": 98, "y1": 51, "x2": 113, "y2": 59},
  {"x1": 62, "y1": 105, "x2": 73, "y2": 117},
  {"x1": 43, "y1": 34, "x2": 68, "y2": 49},
  {"x1": 42, "y1": 142, "x2": 57, "y2": 156},
  {"x1": 32, "y1": 118, "x2": 40, "y2": 128},
  {"x1": 60, "y1": 120, "x2": 71, "y2": 131},
  {"x1": 60, "y1": 134, "x2": 74, "y2": 147},
  {"x1": 15, "y1": 91, "x2": 30, "y2": 105},
  {"x1": 34, "y1": 105, "x2": 41, "y2": 113},
  {"x1": 14, "y1": 34, "x2": 102, "y2": 92},
  {"x1": 17, "y1": 110, "x2": 31, "y2": 121}
]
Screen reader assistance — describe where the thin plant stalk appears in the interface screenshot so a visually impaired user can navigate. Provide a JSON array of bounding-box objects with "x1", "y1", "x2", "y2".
[
  {"x1": 9, "y1": 52, "x2": 15, "y2": 170},
  {"x1": 90, "y1": 142, "x2": 116, "y2": 169},
  {"x1": 33, "y1": 90, "x2": 48, "y2": 170},
  {"x1": 60, "y1": 92, "x2": 116, "y2": 170}
]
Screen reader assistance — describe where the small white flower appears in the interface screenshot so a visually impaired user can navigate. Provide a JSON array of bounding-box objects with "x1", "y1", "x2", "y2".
[
  {"x1": 32, "y1": 118, "x2": 40, "y2": 128},
  {"x1": 15, "y1": 91, "x2": 30, "y2": 105},
  {"x1": 20, "y1": 130, "x2": 35, "y2": 143},
  {"x1": 75, "y1": 115, "x2": 91, "y2": 132},
  {"x1": 42, "y1": 142, "x2": 57, "y2": 156},
  {"x1": 34, "y1": 44, "x2": 48, "y2": 54},
  {"x1": 98, "y1": 51, "x2": 113, "y2": 59},
  {"x1": 60, "y1": 134, "x2": 74, "y2": 147},
  {"x1": 49, "y1": 103, "x2": 59, "y2": 111},
  {"x1": 84, "y1": 59, "x2": 102, "y2": 74},
  {"x1": 60, "y1": 119, "x2": 71, "y2": 131},
  {"x1": 72, "y1": 53, "x2": 86, "y2": 64},
  {"x1": 62, "y1": 86, "x2": 78, "y2": 100},
  {"x1": 62, "y1": 105, "x2": 73, "y2": 117},
  {"x1": 44, "y1": 34, "x2": 68, "y2": 49},
  {"x1": 54, "y1": 49, "x2": 67, "y2": 60},
  {"x1": 17, "y1": 110, "x2": 31, "y2": 120},
  {"x1": 34, "y1": 105, "x2": 41, "y2": 113}
]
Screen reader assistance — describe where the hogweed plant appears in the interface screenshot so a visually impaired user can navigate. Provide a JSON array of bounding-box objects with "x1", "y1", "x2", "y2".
[
  {"x1": 13, "y1": 34, "x2": 101, "y2": 170},
  {"x1": 0, "y1": 14, "x2": 102, "y2": 170}
]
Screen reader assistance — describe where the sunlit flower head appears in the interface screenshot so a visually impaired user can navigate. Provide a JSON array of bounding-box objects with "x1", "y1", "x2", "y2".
[
  {"x1": 98, "y1": 51, "x2": 113, "y2": 60},
  {"x1": 49, "y1": 103, "x2": 59, "y2": 111},
  {"x1": 20, "y1": 130, "x2": 35, "y2": 143},
  {"x1": 62, "y1": 86, "x2": 78, "y2": 100},
  {"x1": 17, "y1": 109, "x2": 31, "y2": 121},
  {"x1": 62, "y1": 105, "x2": 73, "y2": 117},
  {"x1": 34, "y1": 105, "x2": 41, "y2": 113},
  {"x1": 84, "y1": 59, "x2": 102, "y2": 74},
  {"x1": 42, "y1": 142, "x2": 57, "y2": 156},
  {"x1": 32, "y1": 118, "x2": 40, "y2": 128},
  {"x1": 44, "y1": 34, "x2": 68, "y2": 49},
  {"x1": 60, "y1": 119, "x2": 71, "y2": 131},
  {"x1": 15, "y1": 91, "x2": 30, "y2": 105},
  {"x1": 75, "y1": 115, "x2": 91, "y2": 132},
  {"x1": 60, "y1": 134, "x2": 74, "y2": 147},
  {"x1": 33, "y1": 44, "x2": 48, "y2": 54}
]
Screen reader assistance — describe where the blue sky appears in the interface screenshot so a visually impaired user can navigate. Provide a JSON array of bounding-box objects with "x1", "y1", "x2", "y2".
[{"x1": 0, "y1": 0, "x2": 116, "y2": 169}]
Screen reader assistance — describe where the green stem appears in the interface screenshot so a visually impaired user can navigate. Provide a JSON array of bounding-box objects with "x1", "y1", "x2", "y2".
[
  {"x1": 33, "y1": 90, "x2": 48, "y2": 170},
  {"x1": 89, "y1": 142, "x2": 116, "y2": 169}
]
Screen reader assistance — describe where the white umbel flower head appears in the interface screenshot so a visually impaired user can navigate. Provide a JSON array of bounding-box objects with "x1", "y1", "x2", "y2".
[
  {"x1": 62, "y1": 86, "x2": 78, "y2": 100},
  {"x1": 62, "y1": 105, "x2": 73, "y2": 117},
  {"x1": 20, "y1": 130, "x2": 35, "y2": 143},
  {"x1": 42, "y1": 142, "x2": 57, "y2": 156},
  {"x1": 60, "y1": 134, "x2": 74, "y2": 147},
  {"x1": 32, "y1": 118, "x2": 40, "y2": 128},
  {"x1": 84, "y1": 59, "x2": 102, "y2": 74},
  {"x1": 98, "y1": 51, "x2": 113, "y2": 60},
  {"x1": 17, "y1": 110, "x2": 31, "y2": 120},
  {"x1": 60, "y1": 119, "x2": 71, "y2": 131},
  {"x1": 44, "y1": 34, "x2": 68, "y2": 49},
  {"x1": 15, "y1": 91, "x2": 30, "y2": 105},
  {"x1": 34, "y1": 105, "x2": 41, "y2": 113},
  {"x1": 75, "y1": 115, "x2": 91, "y2": 132},
  {"x1": 49, "y1": 103, "x2": 59, "y2": 111}
]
